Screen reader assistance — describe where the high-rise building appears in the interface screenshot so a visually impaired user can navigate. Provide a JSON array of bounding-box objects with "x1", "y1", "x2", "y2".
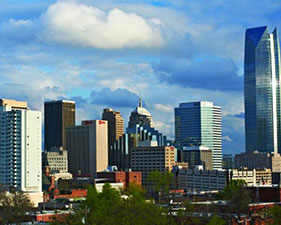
[
  {"x1": 0, "y1": 99, "x2": 28, "y2": 110},
  {"x1": 235, "y1": 151, "x2": 281, "y2": 172},
  {"x1": 102, "y1": 108, "x2": 124, "y2": 158},
  {"x1": 0, "y1": 99, "x2": 42, "y2": 204},
  {"x1": 66, "y1": 120, "x2": 108, "y2": 176},
  {"x1": 44, "y1": 100, "x2": 75, "y2": 151},
  {"x1": 222, "y1": 154, "x2": 234, "y2": 170},
  {"x1": 110, "y1": 124, "x2": 167, "y2": 170},
  {"x1": 110, "y1": 100, "x2": 167, "y2": 170},
  {"x1": 244, "y1": 26, "x2": 281, "y2": 153},
  {"x1": 128, "y1": 98, "x2": 154, "y2": 128},
  {"x1": 175, "y1": 101, "x2": 222, "y2": 170}
]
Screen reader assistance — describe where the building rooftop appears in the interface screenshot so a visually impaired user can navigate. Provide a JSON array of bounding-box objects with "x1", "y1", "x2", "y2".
[
  {"x1": 0, "y1": 98, "x2": 28, "y2": 109},
  {"x1": 132, "y1": 98, "x2": 152, "y2": 117},
  {"x1": 178, "y1": 101, "x2": 214, "y2": 108},
  {"x1": 45, "y1": 99, "x2": 75, "y2": 104}
]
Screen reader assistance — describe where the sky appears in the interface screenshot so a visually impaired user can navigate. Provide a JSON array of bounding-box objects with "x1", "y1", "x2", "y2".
[{"x1": 1, "y1": 0, "x2": 281, "y2": 155}]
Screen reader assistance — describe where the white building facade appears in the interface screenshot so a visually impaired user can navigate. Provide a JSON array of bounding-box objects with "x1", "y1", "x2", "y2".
[{"x1": 0, "y1": 104, "x2": 42, "y2": 202}]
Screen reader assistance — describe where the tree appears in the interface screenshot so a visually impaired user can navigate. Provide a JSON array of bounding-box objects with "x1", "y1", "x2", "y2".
[
  {"x1": 148, "y1": 171, "x2": 174, "y2": 203},
  {"x1": 0, "y1": 187, "x2": 34, "y2": 224},
  {"x1": 54, "y1": 183, "x2": 169, "y2": 225},
  {"x1": 268, "y1": 205, "x2": 281, "y2": 225},
  {"x1": 218, "y1": 179, "x2": 252, "y2": 224},
  {"x1": 207, "y1": 216, "x2": 227, "y2": 225}
]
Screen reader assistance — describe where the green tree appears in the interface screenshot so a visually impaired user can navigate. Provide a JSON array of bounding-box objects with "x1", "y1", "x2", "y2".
[
  {"x1": 218, "y1": 179, "x2": 252, "y2": 224},
  {"x1": 207, "y1": 216, "x2": 227, "y2": 225},
  {"x1": 268, "y1": 205, "x2": 281, "y2": 225},
  {"x1": 0, "y1": 187, "x2": 34, "y2": 224},
  {"x1": 54, "y1": 183, "x2": 169, "y2": 225},
  {"x1": 148, "y1": 171, "x2": 174, "y2": 203}
]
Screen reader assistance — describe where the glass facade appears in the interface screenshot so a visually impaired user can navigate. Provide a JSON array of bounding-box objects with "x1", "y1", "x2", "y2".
[
  {"x1": 110, "y1": 124, "x2": 167, "y2": 170},
  {"x1": 244, "y1": 26, "x2": 281, "y2": 153},
  {"x1": 175, "y1": 101, "x2": 222, "y2": 170}
]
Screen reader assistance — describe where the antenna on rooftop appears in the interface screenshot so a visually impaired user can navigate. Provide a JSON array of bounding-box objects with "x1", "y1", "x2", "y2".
[{"x1": 139, "y1": 91, "x2": 142, "y2": 108}]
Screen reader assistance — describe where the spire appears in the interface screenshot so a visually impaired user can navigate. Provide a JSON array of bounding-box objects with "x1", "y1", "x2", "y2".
[{"x1": 139, "y1": 98, "x2": 142, "y2": 108}]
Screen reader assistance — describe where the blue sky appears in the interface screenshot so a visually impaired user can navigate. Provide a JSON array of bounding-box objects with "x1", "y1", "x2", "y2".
[{"x1": 1, "y1": 0, "x2": 281, "y2": 154}]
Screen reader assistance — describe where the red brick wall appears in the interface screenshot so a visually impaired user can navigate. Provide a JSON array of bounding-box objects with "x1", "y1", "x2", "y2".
[
  {"x1": 36, "y1": 213, "x2": 68, "y2": 222},
  {"x1": 54, "y1": 189, "x2": 87, "y2": 199},
  {"x1": 126, "y1": 172, "x2": 142, "y2": 187}
]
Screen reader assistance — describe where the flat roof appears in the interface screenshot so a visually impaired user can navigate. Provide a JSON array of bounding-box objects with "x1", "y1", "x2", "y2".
[{"x1": 45, "y1": 99, "x2": 75, "y2": 104}]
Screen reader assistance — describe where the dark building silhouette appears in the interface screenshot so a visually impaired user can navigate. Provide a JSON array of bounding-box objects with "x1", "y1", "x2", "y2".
[{"x1": 44, "y1": 100, "x2": 75, "y2": 151}]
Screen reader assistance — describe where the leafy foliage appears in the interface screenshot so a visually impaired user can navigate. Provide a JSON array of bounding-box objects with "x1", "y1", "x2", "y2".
[
  {"x1": 148, "y1": 170, "x2": 174, "y2": 203},
  {"x1": 268, "y1": 205, "x2": 281, "y2": 225},
  {"x1": 0, "y1": 187, "x2": 34, "y2": 224},
  {"x1": 54, "y1": 183, "x2": 168, "y2": 225},
  {"x1": 207, "y1": 216, "x2": 226, "y2": 225},
  {"x1": 218, "y1": 179, "x2": 252, "y2": 223}
]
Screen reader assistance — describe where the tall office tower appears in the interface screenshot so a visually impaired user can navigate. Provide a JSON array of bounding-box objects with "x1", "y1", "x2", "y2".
[
  {"x1": 244, "y1": 26, "x2": 281, "y2": 153},
  {"x1": 175, "y1": 101, "x2": 222, "y2": 170},
  {"x1": 66, "y1": 120, "x2": 108, "y2": 176},
  {"x1": 44, "y1": 100, "x2": 75, "y2": 151},
  {"x1": 128, "y1": 98, "x2": 154, "y2": 128},
  {"x1": 0, "y1": 99, "x2": 42, "y2": 204},
  {"x1": 102, "y1": 108, "x2": 124, "y2": 159}
]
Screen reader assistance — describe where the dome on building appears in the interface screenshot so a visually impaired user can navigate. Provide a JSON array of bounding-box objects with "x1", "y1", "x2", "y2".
[{"x1": 128, "y1": 98, "x2": 154, "y2": 128}]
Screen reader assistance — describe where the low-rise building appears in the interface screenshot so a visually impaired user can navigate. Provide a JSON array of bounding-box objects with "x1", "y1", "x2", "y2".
[
  {"x1": 97, "y1": 171, "x2": 142, "y2": 188},
  {"x1": 228, "y1": 168, "x2": 272, "y2": 186},
  {"x1": 174, "y1": 167, "x2": 227, "y2": 192},
  {"x1": 131, "y1": 146, "x2": 175, "y2": 187},
  {"x1": 45, "y1": 147, "x2": 68, "y2": 173}
]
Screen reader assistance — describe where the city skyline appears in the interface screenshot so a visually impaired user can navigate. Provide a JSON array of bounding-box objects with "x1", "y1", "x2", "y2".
[{"x1": 2, "y1": 1, "x2": 281, "y2": 154}]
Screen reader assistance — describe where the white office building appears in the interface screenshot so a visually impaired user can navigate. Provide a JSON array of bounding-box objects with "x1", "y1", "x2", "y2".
[{"x1": 0, "y1": 99, "x2": 42, "y2": 205}]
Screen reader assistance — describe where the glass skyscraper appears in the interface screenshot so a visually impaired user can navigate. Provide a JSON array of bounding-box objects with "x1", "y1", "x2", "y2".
[
  {"x1": 244, "y1": 26, "x2": 281, "y2": 153},
  {"x1": 175, "y1": 101, "x2": 222, "y2": 170}
]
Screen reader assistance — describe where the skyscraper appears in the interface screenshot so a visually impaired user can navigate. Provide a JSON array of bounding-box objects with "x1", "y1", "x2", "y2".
[
  {"x1": 66, "y1": 120, "x2": 108, "y2": 176},
  {"x1": 244, "y1": 26, "x2": 281, "y2": 153},
  {"x1": 175, "y1": 101, "x2": 222, "y2": 170},
  {"x1": 128, "y1": 98, "x2": 154, "y2": 128},
  {"x1": 102, "y1": 108, "x2": 124, "y2": 156},
  {"x1": 0, "y1": 99, "x2": 42, "y2": 204},
  {"x1": 44, "y1": 100, "x2": 75, "y2": 151}
]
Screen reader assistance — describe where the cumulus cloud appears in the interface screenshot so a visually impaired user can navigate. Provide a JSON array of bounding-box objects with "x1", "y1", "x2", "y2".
[
  {"x1": 90, "y1": 88, "x2": 139, "y2": 108},
  {"x1": 153, "y1": 56, "x2": 243, "y2": 91},
  {"x1": 40, "y1": 1, "x2": 165, "y2": 49},
  {"x1": 0, "y1": 18, "x2": 36, "y2": 43}
]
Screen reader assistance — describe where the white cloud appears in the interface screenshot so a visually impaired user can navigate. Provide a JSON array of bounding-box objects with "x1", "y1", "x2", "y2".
[
  {"x1": 154, "y1": 103, "x2": 173, "y2": 112},
  {"x1": 40, "y1": 1, "x2": 165, "y2": 49},
  {"x1": 7, "y1": 18, "x2": 33, "y2": 27},
  {"x1": 222, "y1": 136, "x2": 232, "y2": 142}
]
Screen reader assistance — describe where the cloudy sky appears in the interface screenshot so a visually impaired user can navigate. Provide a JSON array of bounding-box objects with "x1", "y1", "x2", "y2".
[{"x1": 1, "y1": 0, "x2": 281, "y2": 154}]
